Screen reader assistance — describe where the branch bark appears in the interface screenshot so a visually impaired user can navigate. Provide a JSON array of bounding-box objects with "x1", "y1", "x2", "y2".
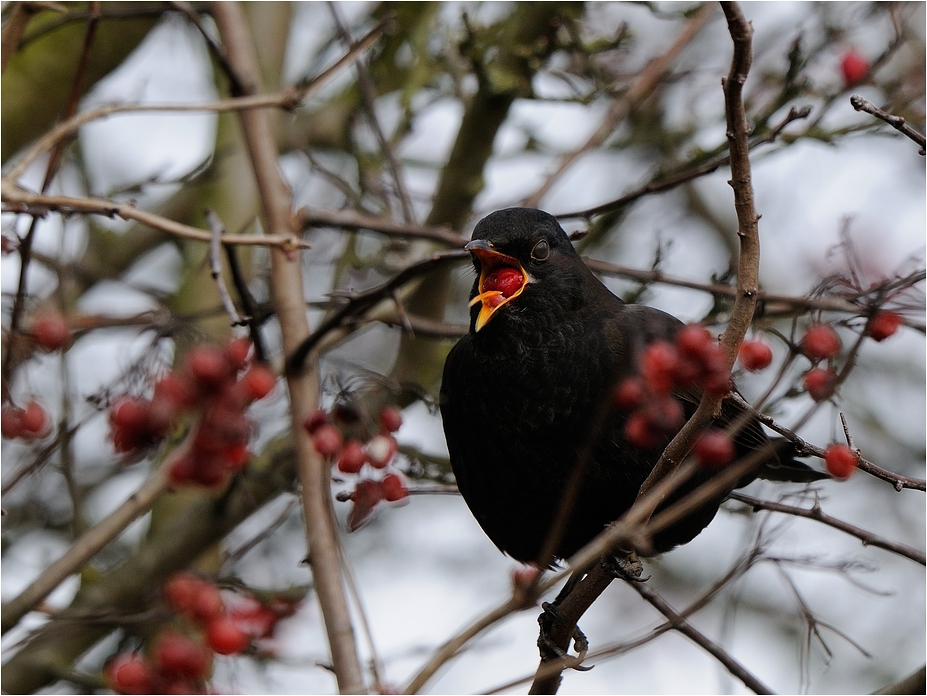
[{"x1": 211, "y1": 3, "x2": 364, "y2": 692}]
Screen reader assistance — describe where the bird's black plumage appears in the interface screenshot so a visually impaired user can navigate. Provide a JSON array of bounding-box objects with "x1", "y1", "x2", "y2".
[{"x1": 440, "y1": 208, "x2": 815, "y2": 565}]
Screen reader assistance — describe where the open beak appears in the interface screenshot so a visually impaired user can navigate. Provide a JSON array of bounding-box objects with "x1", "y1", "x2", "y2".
[{"x1": 465, "y1": 239, "x2": 530, "y2": 331}]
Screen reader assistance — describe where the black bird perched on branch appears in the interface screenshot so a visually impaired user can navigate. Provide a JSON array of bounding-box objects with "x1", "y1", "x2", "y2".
[{"x1": 440, "y1": 208, "x2": 820, "y2": 566}]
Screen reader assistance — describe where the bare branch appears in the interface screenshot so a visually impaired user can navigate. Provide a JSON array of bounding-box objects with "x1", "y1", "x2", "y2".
[{"x1": 850, "y1": 94, "x2": 926, "y2": 155}]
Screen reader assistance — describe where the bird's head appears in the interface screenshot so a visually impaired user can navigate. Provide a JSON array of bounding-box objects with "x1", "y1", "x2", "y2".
[{"x1": 465, "y1": 208, "x2": 587, "y2": 332}]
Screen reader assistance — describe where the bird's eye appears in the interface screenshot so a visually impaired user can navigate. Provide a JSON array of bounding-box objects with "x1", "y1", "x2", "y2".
[{"x1": 531, "y1": 239, "x2": 550, "y2": 261}]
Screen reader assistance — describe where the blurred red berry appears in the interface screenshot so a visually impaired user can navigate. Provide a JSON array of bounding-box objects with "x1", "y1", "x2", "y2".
[
  {"x1": 348, "y1": 479, "x2": 384, "y2": 531},
  {"x1": 379, "y1": 405, "x2": 403, "y2": 433},
  {"x1": 105, "y1": 653, "x2": 156, "y2": 695},
  {"x1": 225, "y1": 337, "x2": 252, "y2": 371},
  {"x1": 152, "y1": 631, "x2": 212, "y2": 681},
  {"x1": 801, "y1": 324, "x2": 841, "y2": 360},
  {"x1": 153, "y1": 373, "x2": 196, "y2": 412},
  {"x1": 303, "y1": 409, "x2": 329, "y2": 435},
  {"x1": 612, "y1": 377, "x2": 645, "y2": 411},
  {"x1": 312, "y1": 424, "x2": 343, "y2": 457},
  {"x1": 841, "y1": 50, "x2": 869, "y2": 87},
  {"x1": 381, "y1": 472, "x2": 408, "y2": 502},
  {"x1": 643, "y1": 395, "x2": 684, "y2": 434},
  {"x1": 164, "y1": 572, "x2": 205, "y2": 614},
  {"x1": 739, "y1": 339, "x2": 773, "y2": 372},
  {"x1": 186, "y1": 345, "x2": 229, "y2": 391},
  {"x1": 803, "y1": 367, "x2": 837, "y2": 402},
  {"x1": 1, "y1": 406, "x2": 23, "y2": 439},
  {"x1": 824, "y1": 443, "x2": 857, "y2": 479},
  {"x1": 337, "y1": 440, "x2": 367, "y2": 474},
  {"x1": 624, "y1": 412, "x2": 661, "y2": 450},
  {"x1": 365, "y1": 434, "x2": 397, "y2": 469},
  {"x1": 206, "y1": 614, "x2": 251, "y2": 655},
  {"x1": 694, "y1": 429, "x2": 735, "y2": 468},
  {"x1": 867, "y1": 311, "x2": 902, "y2": 342},
  {"x1": 32, "y1": 313, "x2": 70, "y2": 352},
  {"x1": 676, "y1": 324, "x2": 714, "y2": 360},
  {"x1": 239, "y1": 365, "x2": 277, "y2": 401},
  {"x1": 641, "y1": 341, "x2": 678, "y2": 394},
  {"x1": 19, "y1": 402, "x2": 48, "y2": 437}
]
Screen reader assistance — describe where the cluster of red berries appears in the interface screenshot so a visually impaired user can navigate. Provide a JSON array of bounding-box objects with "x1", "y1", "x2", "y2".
[
  {"x1": 108, "y1": 338, "x2": 277, "y2": 488},
  {"x1": 104, "y1": 573, "x2": 298, "y2": 694},
  {"x1": 799, "y1": 324, "x2": 842, "y2": 403},
  {"x1": 304, "y1": 404, "x2": 409, "y2": 531},
  {"x1": 613, "y1": 325, "x2": 731, "y2": 455},
  {"x1": 1, "y1": 400, "x2": 50, "y2": 440}
]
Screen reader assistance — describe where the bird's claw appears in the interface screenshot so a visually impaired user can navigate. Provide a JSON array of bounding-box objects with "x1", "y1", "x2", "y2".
[
  {"x1": 537, "y1": 602, "x2": 592, "y2": 671},
  {"x1": 602, "y1": 551, "x2": 649, "y2": 582}
]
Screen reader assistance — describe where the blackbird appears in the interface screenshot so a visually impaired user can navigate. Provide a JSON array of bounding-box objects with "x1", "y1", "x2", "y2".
[{"x1": 440, "y1": 208, "x2": 818, "y2": 566}]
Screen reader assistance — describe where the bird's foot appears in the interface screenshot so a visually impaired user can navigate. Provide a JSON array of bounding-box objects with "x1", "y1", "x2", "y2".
[
  {"x1": 602, "y1": 551, "x2": 649, "y2": 582},
  {"x1": 537, "y1": 602, "x2": 592, "y2": 671}
]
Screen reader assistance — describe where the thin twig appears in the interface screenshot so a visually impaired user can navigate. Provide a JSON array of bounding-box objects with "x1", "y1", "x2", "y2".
[
  {"x1": 0, "y1": 443, "x2": 176, "y2": 635},
  {"x1": 729, "y1": 492, "x2": 925, "y2": 565},
  {"x1": 850, "y1": 94, "x2": 926, "y2": 155},
  {"x1": 523, "y1": 2, "x2": 716, "y2": 208},
  {"x1": 2, "y1": 17, "x2": 388, "y2": 184},
  {"x1": 555, "y1": 105, "x2": 812, "y2": 221},
  {"x1": 205, "y1": 208, "x2": 246, "y2": 326},
  {"x1": 626, "y1": 580, "x2": 773, "y2": 694},
  {"x1": 1, "y1": 186, "x2": 306, "y2": 251}
]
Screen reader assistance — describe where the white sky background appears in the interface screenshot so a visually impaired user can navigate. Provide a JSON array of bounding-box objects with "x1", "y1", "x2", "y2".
[{"x1": 1, "y1": 2, "x2": 924, "y2": 695}]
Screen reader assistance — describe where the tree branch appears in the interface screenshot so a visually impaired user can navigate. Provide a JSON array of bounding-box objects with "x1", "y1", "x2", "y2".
[{"x1": 210, "y1": 3, "x2": 365, "y2": 692}]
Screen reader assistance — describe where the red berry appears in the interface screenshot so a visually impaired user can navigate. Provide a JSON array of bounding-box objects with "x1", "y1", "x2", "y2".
[
  {"x1": 676, "y1": 324, "x2": 714, "y2": 360},
  {"x1": 206, "y1": 614, "x2": 251, "y2": 655},
  {"x1": 110, "y1": 396, "x2": 151, "y2": 434},
  {"x1": 347, "y1": 479, "x2": 384, "y2": 531},
  {"x1": 801, "y1": 324, "x2": 841, "y2": 360},
  {"x1": 1, "y1": 406, "x2": 23, "y2": 439},
  {"x1": 381, "y1": 472, "x2": 408, "y2": 502},
  {"x1": 641, "y1": 341, "x2": 678, "y2": 394},
  {"x1": 105, "y1": 653, "x2": 156, "y2": 695},
  {"x1": 153, "y1": 373, "x2": 197, "y2": 412},
  {"x1": 841, "y1": 50, "x2": 869, "y2": 87},
  {"x1": 164, "y1": 572, "x2": 206, "y2": 614},
  {"x1": 365, "y1": 434, "x2": 397, "y2": 469},
  {"x1": 225, "y1": 337, "x2": 252, "y2": 371},
  {"x1": 803, "y1": 367, "x2": 837, "y2": 402},
  {"x1": 153, "y1": 631, "x2": 212, "y2": 681},
  {"x1": 168, "y1": 453, "x2": 198, "y2": 487},
  {"x1": 186, "y1": 344, "x2": 230, "y2": 391},
  {"x1": 190, "y1": 582, "x2": 224, "y2": 624},
  {"x1": 867, "y1": 311, "x2": 902, "y2": 342},
  {"x1": 337, "y1": 440, "x2": 367, "y2": 474},
  {"x1": 642, "y1": 395, "x2": 684, "y2": 433},
  {"x1": 624, "y1": 412, "x2": 662, "y2": 450},
  {"x1": 312, "y1": 424, "x2": 343, "y2": 457},
  {"x1": 20, "y1": 400, "x2": 49, "y2": 438},
  {"x1": 612, "y1": 377, "x2": 645, "y2": 411},
  {"x1": 483, "y1": 267, "x2": 524, "y2": 298},
  {"x1": 379, "y1": 405, "x2": 403, "y2": 433},
  {"x1": 694, "y1": 429, "x2": 735, "y2": 468},
  {"x1": 239, "y1": 365, "x2": 277, "y2": 401},
  {"x1": 222, "y1": 442, "x2": 250, "y2": 470},
  {"x1": 302, "y1": 409, "x2": 329, "y2": 434},
  {"x1": 32, "y1": 313, "x2": 70, "y2": 352},
  {"x1": 739, "y1": 339, "x2": 773, "y2": 372},
  {"x1": 824, "y1": 443, "x2": 857, "y2": 479}
]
